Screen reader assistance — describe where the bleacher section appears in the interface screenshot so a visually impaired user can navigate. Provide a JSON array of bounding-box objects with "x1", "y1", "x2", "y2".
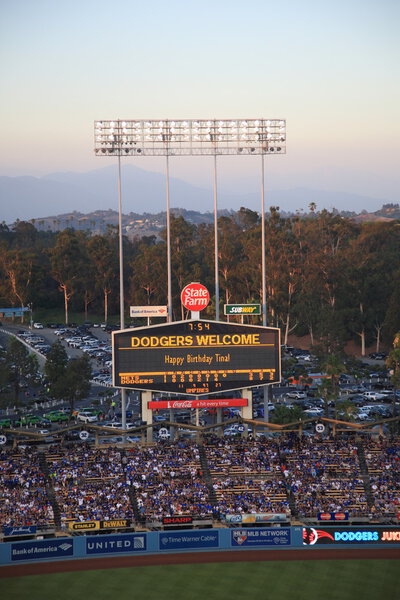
[{"x1": 0, "y1": 436, "x2": 398, "y2": 530}]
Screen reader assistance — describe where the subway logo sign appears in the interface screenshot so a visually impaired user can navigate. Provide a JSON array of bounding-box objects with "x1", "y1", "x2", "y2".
[{"x1": 224, "y1": 304, "x2": 261, "y2": 316}]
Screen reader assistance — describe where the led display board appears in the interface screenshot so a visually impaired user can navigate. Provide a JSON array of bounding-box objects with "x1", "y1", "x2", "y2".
[{"x1": 112, "y1": 319, "x2": 280, "y2": 395}]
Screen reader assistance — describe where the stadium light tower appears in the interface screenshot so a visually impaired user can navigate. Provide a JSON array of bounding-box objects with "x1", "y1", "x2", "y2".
[{"x1": 94, "y1": 118, "x2": 286, "y2": 324}]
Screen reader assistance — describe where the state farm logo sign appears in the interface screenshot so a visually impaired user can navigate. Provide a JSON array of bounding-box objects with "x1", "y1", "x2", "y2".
[{"x1": 181, "y1": 283, "x2": 210, "y2": 312}]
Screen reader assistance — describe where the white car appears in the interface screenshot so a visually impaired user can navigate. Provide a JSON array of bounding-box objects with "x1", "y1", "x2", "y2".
[
  {"x1": 362, "y1": 391, "x2": 386, "y2": 401},
  {"x1": 103, "y1": 421, "x2": 135, "y2": 429},
  {"x1": 33, "y1": 322, "x2": 44, "y2": 329},
  {"x1": 303, "y1": 408, "x2": 324, "y2": 416},
  {"x1": 287, "y1": 390, "x2": 306, "y2": 399},
  {"x1": 77, "y1": 410, "x2": 98, "y2": 423}
]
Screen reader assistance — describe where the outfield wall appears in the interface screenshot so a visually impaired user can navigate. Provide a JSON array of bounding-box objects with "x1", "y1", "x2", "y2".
[{"x1": 0, "y1": 526, "x2": 399, "y2": 566}]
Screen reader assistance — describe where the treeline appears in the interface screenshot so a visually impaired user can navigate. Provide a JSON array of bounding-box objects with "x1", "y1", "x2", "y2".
[{"x1": 1, "y1": 207, "x2": 400, "y2": 354}]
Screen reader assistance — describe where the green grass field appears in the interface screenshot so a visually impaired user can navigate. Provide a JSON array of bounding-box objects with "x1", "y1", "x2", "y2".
[{"x1": 1, "y1": 559, "x2": 399, "y2": 600}]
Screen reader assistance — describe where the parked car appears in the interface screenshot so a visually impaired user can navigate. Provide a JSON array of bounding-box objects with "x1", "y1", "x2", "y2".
[
  {"x1": 368, "y1": 352, "x2": 387, "y2": 360},
  {"x1": 287, "y1": 390, "x2": 307, "y2": 399},
  {"x1": 303, "y1": 408, "x2": 324, "y2": 416},
  {"x1": 33, "y1": 322, "x2": 44, "y2": 329},
  {"x1": 76, "y1": 410, "x2": 98, "y2": 423},
  {"x1": 16, "y1": 414, "x2": 44, "y2": 427},
  {"x1": 363, "y1": 391, "x2": 387, "y2": 401},
  {"x1": 44, "y1": 410, "x2": 69, "y2": 423},
  {"x1": 102, "y1": 421, "x2": 135, "y2": 430}
]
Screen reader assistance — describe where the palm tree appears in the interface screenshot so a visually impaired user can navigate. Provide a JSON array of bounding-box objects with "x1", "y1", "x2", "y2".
[
  {"x1": 319, "y1": 354, "x2": 347, "y2": 420},
  {"x1": 386, "y1": 332, "x2": 400, "y2": 426}
]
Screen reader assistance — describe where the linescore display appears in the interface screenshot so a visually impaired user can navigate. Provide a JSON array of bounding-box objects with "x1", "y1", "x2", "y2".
[{"x1": 112, "y1": 319, "x2": 281, "y2": 395}]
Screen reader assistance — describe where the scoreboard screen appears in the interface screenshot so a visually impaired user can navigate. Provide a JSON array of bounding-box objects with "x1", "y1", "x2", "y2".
[{"x1": 112, "y1": 319, "x2": 280, "y2": 395}]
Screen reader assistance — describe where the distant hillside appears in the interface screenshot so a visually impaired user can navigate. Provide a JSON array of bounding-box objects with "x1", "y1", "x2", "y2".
[
  {"x1": 10, "y1": 203, "x2": 400, "y2": 240},
  {"x1": 0, "y1": 165, "x2": 391, "y2": 224}
]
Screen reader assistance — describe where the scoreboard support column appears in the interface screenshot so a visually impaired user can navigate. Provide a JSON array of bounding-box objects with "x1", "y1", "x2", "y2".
[
  {"x1": 242, "y1": 388, "x2": 253, "y2": 436},
  {"x1": 216, "y1": 408, "x2": 222, "y2": 437},
  {"x1": 141, "y1": 391, "x2": 153, "y2": 443}
]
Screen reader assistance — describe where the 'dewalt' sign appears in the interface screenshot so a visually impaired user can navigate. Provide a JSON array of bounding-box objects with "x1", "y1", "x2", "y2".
[
  {"x1": 69, "y1": 519, "x2": 131, "y2": 532},
  {"x1": 112, "y1": 319, "x2": 281, "y2": 395}
]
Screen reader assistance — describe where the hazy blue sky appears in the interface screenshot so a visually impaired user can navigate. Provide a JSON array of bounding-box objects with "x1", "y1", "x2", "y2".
[{"x1": 0, "y1": 0, "x2": 399, "y2": 209}]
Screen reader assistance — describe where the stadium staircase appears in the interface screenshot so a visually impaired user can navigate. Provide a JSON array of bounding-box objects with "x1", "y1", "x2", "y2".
[
  {"x1": 38, "y1": 451, "x2": 62, "y2": 528},
  {"x1": 197, "y1": 444, "x2": 219, "y2": 517},
  {"x1": 276, "y1": 445, "x2": 297, "y2": 517},
  {"x1": 355, "y1": 441, "x2": 375, "y2": 510},
  {"x1": 120, "y1": 449, "x2": 146, "y2": 526}
]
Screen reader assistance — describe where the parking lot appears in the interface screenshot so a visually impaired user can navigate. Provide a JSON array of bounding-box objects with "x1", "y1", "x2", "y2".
[{"x1": 0, "y1": 327, "x2": 399, "y2": 443}]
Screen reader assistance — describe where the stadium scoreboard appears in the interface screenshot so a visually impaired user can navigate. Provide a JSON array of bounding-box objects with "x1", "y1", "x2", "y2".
[{"x1": 112, "y1": 319, "x2": 281, "y2": 395}]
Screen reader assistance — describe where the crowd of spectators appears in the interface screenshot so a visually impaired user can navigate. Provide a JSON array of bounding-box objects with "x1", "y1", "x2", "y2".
[
  {"x1": 278, "y1": 436, "x2": 368, "y2": 515},
  {"x1": 47, "y1": 446, "x2": 134, "y2": 523},
  {"x1": 203, "y1": 435, "x2": 290, "y2": 515},
  {"x1": 363, "y1": 438, "x2": 400, "y2": 516},
  {"x1": 0, "y1": 448, "x2": 53, "y2": 527},
  {"x1": 0, "y1": 435, "x2": 398, "y2": 529},
  {"x1": 124, "y1": 441, "x2": 213, "y2": 520}
]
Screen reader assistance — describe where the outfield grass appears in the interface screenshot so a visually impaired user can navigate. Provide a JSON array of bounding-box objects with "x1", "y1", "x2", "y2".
[{"x1": 1, "y1": 559, "x2": 399, "y2": 600}]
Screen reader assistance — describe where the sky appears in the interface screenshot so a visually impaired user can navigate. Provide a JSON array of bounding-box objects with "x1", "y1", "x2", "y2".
[{"x1": 0, "y1": 0, "x2": 399, "y2": 212}]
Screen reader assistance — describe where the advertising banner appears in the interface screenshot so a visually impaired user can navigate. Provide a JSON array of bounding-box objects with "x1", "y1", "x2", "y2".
[
  {"x1": 302, "y1": 526, "x2": 400, "y2": 545},
  {"x1": 231, "y1": 528, "x2": 291, "y2": 547},
  {"x1": 11, "y1": 539, "x2": 74, "y2": 561},
  {"x1": 317, "y1": 512, "x2": 349, "y2": 522},
  {"x1": 159, "y1": 531, "x2": 219, "y2": 551},
  {"x1": 3, "y1": 525, "x2": 37, "y2": 537},
  {"x1": 225, "y1": 513, "x2": 288, "y2": 525},
  {"x1": 162, "y1": 516, "x2": 193, "y2": 525},
  {"x1": 69, "y1": 521, "x2": 100, "y2": 532},
  {"x1": 148, "y1": 398, "x2": 248, "y2": 410},
  {"x1": 69, "y1": 519, "x2": 131, "y2": 532},
  {"x1": 130, "y1": 306, "x2": 168, "y2": 318},
  {"x1": 224, "y1": 304, "x2": 261, "y2": 316},
  {"x1": 86, "y1": 533, "x2": 146, "y2": 555}
]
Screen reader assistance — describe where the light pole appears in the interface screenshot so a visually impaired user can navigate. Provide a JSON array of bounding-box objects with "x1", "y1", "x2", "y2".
[
  {"x1": 28, "y1": 303, "x2": 33, "y2": 329},
  {"x1": 94, "y1": 118, "x2": 285, "y2": 319},
  {"x1": 94, "y1": 118, "x2": 286, "y2": 424},
  {"x1": 213, "y1": 154, "x2": 220, "y2": 321},
  {"x1": 165, "y1": 154, "x2": 172, "y2": 321},
  {"x1": 260, "y1": 152, "x2": 269, "y2": 422},
  {"x1": 117, "y1": 152, "x2": 127, "y2": 429}
]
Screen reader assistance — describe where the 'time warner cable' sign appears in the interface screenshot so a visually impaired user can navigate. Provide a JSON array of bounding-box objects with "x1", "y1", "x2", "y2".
[
  {"x1": 148, "y1": 398, "x2": 248, "y2": 410},
  {"x1": 181, "y1": 282, "x2": 210, "y2": 311}
]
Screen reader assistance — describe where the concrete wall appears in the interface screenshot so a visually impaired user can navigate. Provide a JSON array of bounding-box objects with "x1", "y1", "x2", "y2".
[{"x1": 1, "y1": 526, "x2": 399, "y2": 566}]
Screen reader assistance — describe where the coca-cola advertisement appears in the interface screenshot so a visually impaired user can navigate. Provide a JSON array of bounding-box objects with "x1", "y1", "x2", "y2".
[{"x1": 148, "y1": 398, "x2": 248, "y2": 410}]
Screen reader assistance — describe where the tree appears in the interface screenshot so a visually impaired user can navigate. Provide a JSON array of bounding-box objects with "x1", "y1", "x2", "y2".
[
  {"x1": 50, "y1": 230, "x2": 88, "y2": 324},
  {"x1": 44, "y1": 341, "x2": 68, "y2": 400},
  {"x1": 235, "y1": 207, "x2": 260, "y2": 230},
  {"x1": 128, "y1": 240, "x2": 166, "y2": 310},
  {"x1": 318, "y1": 354, "x2": 347, "y2": 419},
  {"x1": 386, "y1": 332, "x2": 400, "y2": 422},
  {"x1": 0, "y1": 249, "x2": 34, "y2": 315},
  {"x1": 87, "y1": 234, "x2": 119, "y2": 322},
  {"x1": 44, "y1": 342, "x2": 91, "y2": 415},
  {"x1": 336, "y1": 398, "x2": 358, "y2": 422},
  {"x1": 61, "y1": 355, "x2": 92, "y2": 415},
  {"x1": 4, "y1": 337, "x2": 38, "y2": 407},
  {"x1": 382, "y1": 272, "x2": 400, "y2": 345},
  {"x1": 270, "y1": 404, "x2": 304, "y2": 425}
]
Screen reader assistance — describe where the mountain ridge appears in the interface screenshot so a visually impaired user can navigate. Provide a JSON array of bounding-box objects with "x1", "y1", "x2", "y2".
[{"x1": 0, "y1": 164, "x2": 392, "y2": 225}]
